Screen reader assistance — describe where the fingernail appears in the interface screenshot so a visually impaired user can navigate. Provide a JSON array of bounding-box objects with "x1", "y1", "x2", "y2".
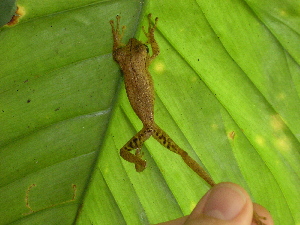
[{"x1": 203, "y1": 183, "x2": 246, "y2": 220}]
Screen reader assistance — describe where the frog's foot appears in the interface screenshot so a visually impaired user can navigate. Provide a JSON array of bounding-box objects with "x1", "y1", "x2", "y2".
[
  {"x1": 253, "y1": 211, "x2": 267, "y2": 225},
  {"x1": 142, "y1": 13, "x2": 158, "y2": 44},
  {"x1": 142, "y1": 14, "x2": 160, "y2": 61},
  {"x1": 134, "y1": 148, "x2": 145, "y2": 172},
  {"x1": 119, "y1": 127, "x2": 153, "y2": 172},
  {"x1": 110, "y1": 15, "x2": 126, "y2": 49},
  {"x1": 120, "y1": 145, "x2": 146, "y2": 172}
]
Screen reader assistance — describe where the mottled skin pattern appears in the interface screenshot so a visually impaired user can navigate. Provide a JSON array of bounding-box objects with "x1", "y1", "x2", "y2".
[
  {"x1": 109, "y1": 14, "x2": 214, "y2": 186},
  {"x1": 109, "y1": 14, "x2": 267, "y2": 224}
]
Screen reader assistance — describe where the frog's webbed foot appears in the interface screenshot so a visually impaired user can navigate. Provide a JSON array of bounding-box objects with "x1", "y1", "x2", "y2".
[
  {"x1": 253, "y1": 211, "x2": 267, "y2": 225},
  {"x1": 142, "y1": 13, "x2": 159, "y2": 60},
  {"x1": 110, "y1": 15, "x2": 126, "y2": 51},
  {"x1": 142, "y1": 13, "x2": 158, "y2": 40},
  {"x1": 120, "y1": 127, "x2": 153, "y2": 172}
]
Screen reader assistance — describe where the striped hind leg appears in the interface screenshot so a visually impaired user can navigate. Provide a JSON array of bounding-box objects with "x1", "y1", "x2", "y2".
[
  {"x1": 152, "y1": 124, "x2": 215, "y2": 186},
  {"x1": 120, "y1": 126, "x2": 153, "y2": 172}
]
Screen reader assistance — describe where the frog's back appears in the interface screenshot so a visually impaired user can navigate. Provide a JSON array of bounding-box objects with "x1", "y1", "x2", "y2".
[
  {"x1": 113, "y1": 38, "x2": 156, "y2": 126},
  {"x1": 123, "y1": 60, "x2": 155, "y2": 126}
]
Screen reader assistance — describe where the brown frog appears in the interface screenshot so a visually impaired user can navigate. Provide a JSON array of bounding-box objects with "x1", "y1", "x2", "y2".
[
  {"x1": 109, "y1": 14, "x2": 267, "y2": 225},
  {"x1": 109, "y1": 14, "x2": 214, "y2": 186}
]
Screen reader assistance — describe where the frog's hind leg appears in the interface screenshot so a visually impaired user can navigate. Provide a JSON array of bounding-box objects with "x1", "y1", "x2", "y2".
[
  {"x1": 120, "y1": 126, "x2": 153, "y2": 172},
  {"x1": 152, "y1": 124, "x2": 215, "y2": 187}
]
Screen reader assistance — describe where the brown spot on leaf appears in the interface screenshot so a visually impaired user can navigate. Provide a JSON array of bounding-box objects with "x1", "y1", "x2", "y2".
[
  {"x1": 6, "y1": 6, "x2": 24, "y2": 26},
  {"x1": 228, "y1": 131, "x2": 235, "y2": 140}
]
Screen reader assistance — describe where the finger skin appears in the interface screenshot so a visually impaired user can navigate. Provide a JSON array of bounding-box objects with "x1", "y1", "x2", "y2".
[
  {"x1": 185, "y1": 182, "x2": 253, "y2": 225},
  {"x1": 154, "y1": 183, "x2": 273, "y2": 225}
]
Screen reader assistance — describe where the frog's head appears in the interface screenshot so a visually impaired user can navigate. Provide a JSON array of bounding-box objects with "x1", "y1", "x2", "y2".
[{"x1": 129, "y1": 38, "x2": 149, "y2": 55}]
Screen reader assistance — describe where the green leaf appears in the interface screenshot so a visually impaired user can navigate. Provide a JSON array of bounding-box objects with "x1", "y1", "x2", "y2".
[{"x1": 1, "y1": 0, "x2": 299, "y2": 225}]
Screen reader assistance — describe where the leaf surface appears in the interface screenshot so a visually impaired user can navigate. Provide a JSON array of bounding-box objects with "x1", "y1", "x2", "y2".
[{"x1": 1, "y1": 0, "x2": 299, "y2": 225}]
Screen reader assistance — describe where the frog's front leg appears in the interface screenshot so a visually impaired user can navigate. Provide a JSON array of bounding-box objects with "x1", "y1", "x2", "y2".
[
  {"x1": 143, "y1": 14, "x2": 160, "y2": 61},
  {"x1": 110, "y1": 15, "x2": 126, "y2": 52},
  {"x1": 153, "y1": 124, "x2": 216, "y2": 187},
  {"x1": 120, "y1": 126, "x2": 154, "y2": 172}
]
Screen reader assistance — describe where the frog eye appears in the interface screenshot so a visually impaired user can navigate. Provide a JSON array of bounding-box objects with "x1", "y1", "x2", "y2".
[{"x1": 143, "y1": 44, "x2": 149, "y2": 53}]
